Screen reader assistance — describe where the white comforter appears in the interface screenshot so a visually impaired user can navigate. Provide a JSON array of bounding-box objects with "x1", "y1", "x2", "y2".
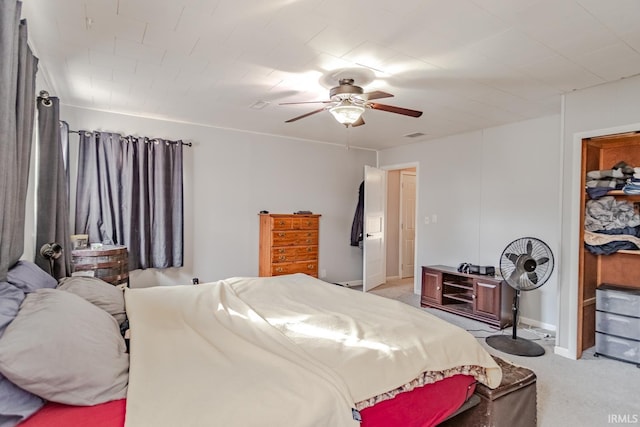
[{"x1": 124, "y1": 274, "x2": 501, "y2": 427}]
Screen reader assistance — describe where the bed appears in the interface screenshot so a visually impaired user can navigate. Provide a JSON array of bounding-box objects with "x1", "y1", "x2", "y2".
[{"x1": 0, "y1": 264, "x2": 501, "y2": 427}]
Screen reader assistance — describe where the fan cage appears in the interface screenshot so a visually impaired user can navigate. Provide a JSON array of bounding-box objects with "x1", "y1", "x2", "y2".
[{"x1": 499, "y1": 237, "x2": 554, "y2": 291}]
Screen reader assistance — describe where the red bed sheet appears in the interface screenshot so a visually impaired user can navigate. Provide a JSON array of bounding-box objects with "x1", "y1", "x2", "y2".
[{"x1": 19, "y1": 375, "x2": 475, "y2": 427}]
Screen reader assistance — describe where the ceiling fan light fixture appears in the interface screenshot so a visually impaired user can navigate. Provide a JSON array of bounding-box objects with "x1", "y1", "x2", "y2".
[{"x1": 329, "y1": 101, "x2": 365, "y2": 125}]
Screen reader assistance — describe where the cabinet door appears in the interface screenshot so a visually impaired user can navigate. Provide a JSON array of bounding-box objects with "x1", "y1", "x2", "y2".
[
  {"x1": 474, "y1": 280, "x2": 501, "y2": 319},
  {"x1": 421, "y1": 269, "x2": 442, "y2": 305}
]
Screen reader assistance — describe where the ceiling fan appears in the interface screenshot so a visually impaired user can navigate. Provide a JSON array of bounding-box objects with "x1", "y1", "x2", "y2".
[{"x1": 280, "y1": 78, "x2": 423, "y2": 127}]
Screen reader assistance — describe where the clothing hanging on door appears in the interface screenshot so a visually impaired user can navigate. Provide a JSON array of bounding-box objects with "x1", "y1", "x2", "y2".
[{"x1": 350, "y1": 181, "x2": 364, "y2": 247}]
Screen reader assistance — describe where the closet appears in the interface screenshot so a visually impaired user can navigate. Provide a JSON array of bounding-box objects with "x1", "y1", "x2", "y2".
[{"x1": 578, "y1": 132, "x2": 640, "y2": 358}]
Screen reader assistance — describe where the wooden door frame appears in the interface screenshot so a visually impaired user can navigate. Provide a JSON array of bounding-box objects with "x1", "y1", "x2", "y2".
[{"x1": 568, "y1": 123, "x2": 640, "y2": 360}]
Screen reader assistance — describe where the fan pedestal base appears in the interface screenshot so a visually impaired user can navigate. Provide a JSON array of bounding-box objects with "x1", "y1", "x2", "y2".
[{"x1": 486, "y1": 335, "x2": 545, "y2": 357}]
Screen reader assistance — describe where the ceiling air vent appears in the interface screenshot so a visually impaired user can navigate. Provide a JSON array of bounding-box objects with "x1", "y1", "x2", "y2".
[
  {"x1": 249, "y1": 100, "x2": 270, "y2": 110},
  {"x1": 404, "y1": 132, "x2": 426, "y2": 138}
]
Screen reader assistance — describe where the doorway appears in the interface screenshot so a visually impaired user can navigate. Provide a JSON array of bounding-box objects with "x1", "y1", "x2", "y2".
[
  {"x1": 362, "y1": 163, "x2": 419, "y2": 294},
  {"x1": 386, "y1": 167, "x2": 417, "y2": 283}
]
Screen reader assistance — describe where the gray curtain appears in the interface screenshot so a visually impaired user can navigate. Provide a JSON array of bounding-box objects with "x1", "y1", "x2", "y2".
[
  {"x1": 35, "y1": 97, "x2": 72, "y2": 279},
  {"x1": 0, "y1": 1, "x2": 38, "y2": 281},
  {"x1": 75, "y1": 133, "x2": 184, "y2": 270}
]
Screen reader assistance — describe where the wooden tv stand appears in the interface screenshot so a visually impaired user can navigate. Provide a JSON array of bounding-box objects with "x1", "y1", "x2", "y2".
[{"x1": 421, "y1": 265, "x2": 515, "y2": 329}]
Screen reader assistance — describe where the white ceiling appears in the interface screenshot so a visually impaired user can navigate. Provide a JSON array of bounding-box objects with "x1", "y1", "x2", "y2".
[{"x1": 21, "y1": 0, "x2": 640, "y2": 150}]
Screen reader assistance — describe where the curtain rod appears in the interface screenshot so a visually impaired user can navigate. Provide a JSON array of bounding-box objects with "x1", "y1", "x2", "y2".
[{"x1": 66, "y1": 129, "x2": 192, "y2": 147}]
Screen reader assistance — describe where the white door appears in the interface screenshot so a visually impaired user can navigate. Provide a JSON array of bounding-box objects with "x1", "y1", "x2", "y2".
[
  {"x1": 363, "y1": 165, "x2": 386, "y2": 291},
  {"x1": 400, "y1": 172, "x2": 416, "y2": 278}
]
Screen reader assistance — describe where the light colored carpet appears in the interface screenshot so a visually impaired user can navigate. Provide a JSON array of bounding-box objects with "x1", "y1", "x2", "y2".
[{"x1": 358, "y1": 279, "x2": 640, "y2": 427}]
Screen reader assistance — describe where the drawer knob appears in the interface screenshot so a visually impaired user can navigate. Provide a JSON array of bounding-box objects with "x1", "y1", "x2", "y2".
[
  {"x1": 279, "y1": 221, "x2": 285, "y2": 225},
  {"x1": 307, "y1": 247, "x2": 313, "y2": 252},
  {"x1": 307, "y1": 264, "x2": 314, "y2": 269},
  {"x1": 279, "y1": 255, "x2": 286, "y2": 261},
  {"x1": 278, "y1": 248, "x2": 285, "y2": 253},
  {"x1": 278, "y1": 232, "x2": 285, "y2": 237},
  {"x1": 276, "y1": 267, "x2": 283, "y2": 273},
  {"x1": 306, "y1": 239, "x2": 312, "y2": 243}
]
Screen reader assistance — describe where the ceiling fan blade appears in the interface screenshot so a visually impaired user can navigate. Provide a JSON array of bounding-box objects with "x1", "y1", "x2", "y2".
[
  {"x1": 352, "y1": 116, "x2": 365, "y2": 127},
  {"x1": 284, "y1": 107, "x2": 327, "y2": 123},
  {"x1": 368, "y1": 103, "x2": 423, "y2": 117},
  {"x1": 360, "y1": 90, "x2": 393, "y2": 101},
  {"x1": 280, "y1": 100, "x2": 332, "y2": 105}
]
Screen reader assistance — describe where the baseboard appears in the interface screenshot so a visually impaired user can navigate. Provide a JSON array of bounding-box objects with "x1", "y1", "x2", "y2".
[
  {"x1": 553, "y1": 346, "x2": 576, "y2": 360},
  {"x1": 336, "y1": 279, "x2": 363, "y2": 288},
  {"x1": 385, "y1": 275, "x2": 401, "y2": 281},
  {"x1": 518, "y1": 316, "x2": 556, "y2": 332}
]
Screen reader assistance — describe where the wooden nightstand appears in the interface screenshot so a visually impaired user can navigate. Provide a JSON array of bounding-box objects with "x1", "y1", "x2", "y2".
[{"x1": 71, "y1": 245, "x2": 129, "y2": 286}]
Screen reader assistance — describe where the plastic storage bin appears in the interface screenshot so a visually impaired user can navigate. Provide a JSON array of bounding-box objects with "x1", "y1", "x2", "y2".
[
  {"x1": 595, "y1": 332, "x2": 640, "y2": 365},
  {"x1": 596, "y1": 285, "x2": 640, "y2": 318},
  {"x1": 595, "y1": 311, "x2": 640, "y2": 340}
]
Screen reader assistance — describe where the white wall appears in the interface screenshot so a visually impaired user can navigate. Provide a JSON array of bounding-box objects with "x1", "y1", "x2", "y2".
[
  {"x1": 558, "y1": 74, "x2": 640, "y2": 358},
  {"x1": 59, "y1": 105, "x2": 376, "y2": 287},
  {"x1": 379, "y1": 115, "x2": 561, "y2": 329}
]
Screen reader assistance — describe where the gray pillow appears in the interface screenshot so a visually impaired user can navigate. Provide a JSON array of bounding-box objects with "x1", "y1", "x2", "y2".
[
  {"x1": 0, "y1": 283, "x2": 44, "y2": 425},
  {"x1": 57, "y1": 276, "x2": 126, "y2": 325},
  {"x1": 0, "y1": 289, "x2": 129, "y2": 406},
  {"x1": 6, "y1": 261, "x2": 56, "y2": 294},
  {"x1": 0, "y1": 282, "x2": 25, "y2": 336},
  {"x1": 0, "y1": 373, "x2": 44, "y2": 427}
]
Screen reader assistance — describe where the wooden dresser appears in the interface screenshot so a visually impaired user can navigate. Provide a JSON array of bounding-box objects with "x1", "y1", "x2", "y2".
[{"x1": 259, "y1": 213, "x2": 320, "y2": 277}]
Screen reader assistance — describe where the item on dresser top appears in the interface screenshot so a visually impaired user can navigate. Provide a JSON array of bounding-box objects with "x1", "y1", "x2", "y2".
[{"x1": 457, "y1": 263, "x2": 495, "y2": 276}]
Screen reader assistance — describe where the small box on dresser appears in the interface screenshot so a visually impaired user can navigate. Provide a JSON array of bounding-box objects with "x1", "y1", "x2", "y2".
[
  {"x1": 595, "y1": 285, "x2": 640, "y2": 366},
  {"x1": 258, "y1": 214, "x2": 320, "y2": 278}
]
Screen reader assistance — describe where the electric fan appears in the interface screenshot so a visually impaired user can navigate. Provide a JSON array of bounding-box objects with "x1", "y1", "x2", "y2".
[{"x1": 486, "y1": 237, "x2": 554, "y2": 357}]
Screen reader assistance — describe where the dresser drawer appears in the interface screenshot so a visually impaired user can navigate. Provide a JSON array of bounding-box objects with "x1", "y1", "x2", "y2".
[
  {"x1": 272, "y1": 231, "x2": 318, "y2": 246},
  {"x1": 271, "y1": 247, "x2": 296, "y2": 263},
  {"x1": 272, "y1": 262, "x2": 318, "y2": 276},
  {"x1": 596, "y1": 285, "x2": 640, "y2": 318},
  {"x1": 295, "y1": 217, "x2": 319, "y2": 230},
  {"x1": 595, "y1": 332, "x2": 640, "y2": 364},
  {"x1": 295, "y1": 246, "x2": 318, "y2": 261},
  {"x1": 271, "y1": 217, "x2": 294, "y2": 230},
  {"x1": 596, "y1": 311, "x2": 640, "y2": 340}
]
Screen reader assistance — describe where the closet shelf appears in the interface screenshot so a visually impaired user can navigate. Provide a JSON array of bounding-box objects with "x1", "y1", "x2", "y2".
[{"x1": 616, "y1": 249, "x2": 640, "y2": 255}]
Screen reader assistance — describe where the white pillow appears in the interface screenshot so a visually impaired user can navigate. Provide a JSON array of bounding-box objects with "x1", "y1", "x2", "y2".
[
  {"x1": 0, "y1": 289, "x2": 129, "y2": 405},
  {"x1": 57, "y1": 276, "x2": 126, "y2": 325}
]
